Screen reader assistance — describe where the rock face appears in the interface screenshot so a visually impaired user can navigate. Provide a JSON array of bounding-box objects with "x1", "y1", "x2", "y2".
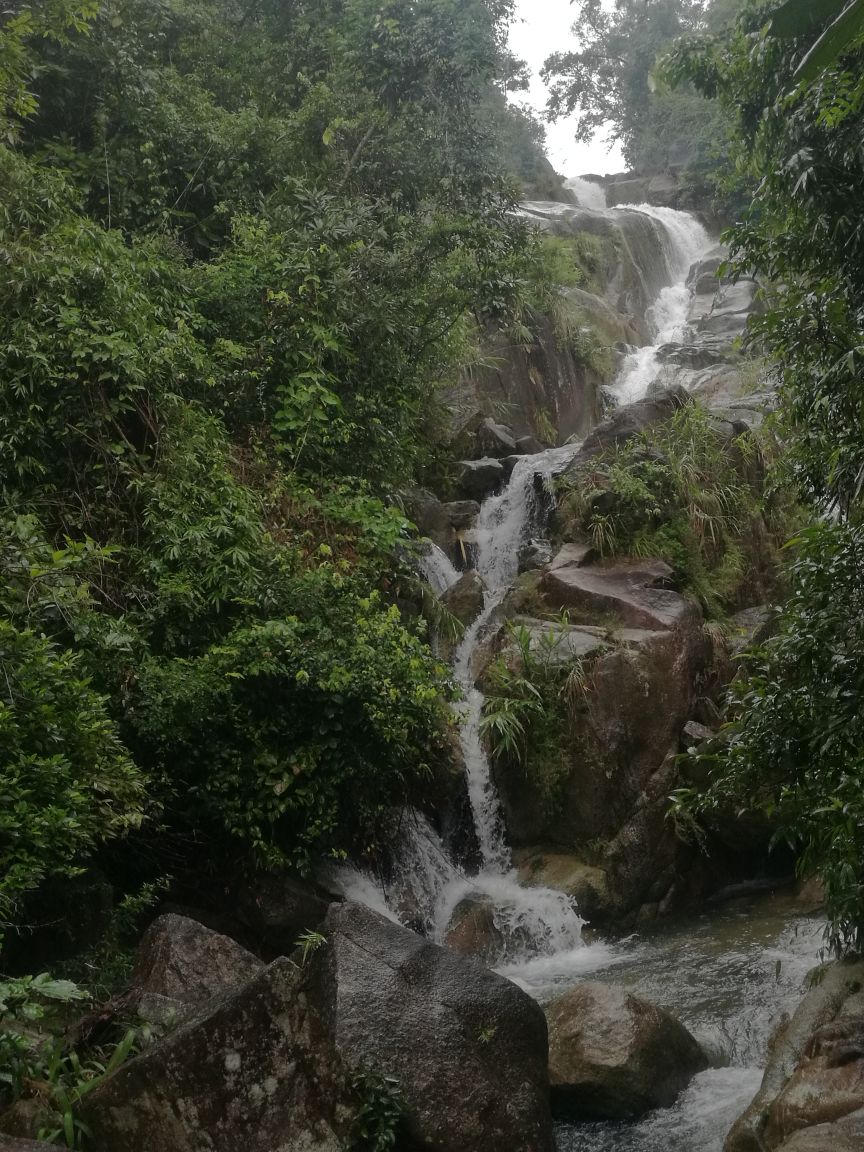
[
  {"x1": 0, "y1": 1140, "x2": 58, "y2": 1151},
  {"x1": 476, "y1": 417, "x2": 518, "y2": 458},
  {"x1": 515, "y1": 851, "x2": 612, "y2": 923},
  {"x1": 726, "y1": 960, "x2": 864, "y2": 1152},
  {"x1": 444, "y1": 897, "x2": 505, "y2": 963},
  {"x1": 775, "y1": 1109, "x2": 864, "y2": 1151},
  {"x1": 574, "y1": 385, "x2": 692, "y2": 462},
  {"x1": 441, "y1": 570, "x2": 486, "y2": 626},
  {"x1": 457, "y1": 457, "x2": 504, "y2": 501},
  {"x1": 82, "y1": 958, "x2": 355, "y2": 1152},
  {"x1": 545, "y1": 981, "x2": 707, "y2": 1120},
  {"x1": 315, "y1": 901, "x2": 554, "y2": 1152},
  {"x1": 134, "y1": 914, "x2": 262, "y2": 1003},
  {"x1": 541, "y1": 556, "x2": 700, "y2": 632}
]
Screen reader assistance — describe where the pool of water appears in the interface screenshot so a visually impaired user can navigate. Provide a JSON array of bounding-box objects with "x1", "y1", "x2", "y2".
[{"x1": 498, "y1": 892, "x2": 825, "y2": 1152}]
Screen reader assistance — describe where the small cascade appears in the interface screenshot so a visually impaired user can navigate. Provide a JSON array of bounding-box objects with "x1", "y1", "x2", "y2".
[
  {"x1": 611, "y1": 205, "x2": 712, "y2": 404},
  {"x1": 417, "y1": 540, "x2": 460, "y2": 595},
  {"x1": 327, "y1": 443, "x2": 585, "y2": 963},
  {"x1": 565, "y1": 175, "x2": 607, "y2": 212}
]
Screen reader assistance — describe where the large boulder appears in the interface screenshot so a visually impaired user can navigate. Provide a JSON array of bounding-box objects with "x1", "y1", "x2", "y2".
[
  {"x1": 476, "y1": 417, "x2": 517, "y2": 458},
  {"x1": 775, "y1": 1109, "x2": 864, "y2": 1151},
  {"x1": 545, "y1": 981, "x2": 707, "y2": 1121},
  {"x1": 457, "y1": 458, "x2": 504, "y2": 501},
  {"x1": 573, "y1": 385, "x2": 692, "y2": 463},
  {"x1": 515, "y1": 851, "x2": 613, "y2": 923},
  {"x1": 444, "y1": 896, "x2": 505, "y2": 963},
  {"x1": 540, "y1": 556, "x2": 701, "y2": 632},
  {"x1": 314, "y1": 901, "x2": 554, "y2": 1152},
  {"x1": 81, "y1": 958, "x2": 355, "y2": 1152},
  {"x1": 726, "y1": 960, "x2": 864, "y2": 1152},
  {"x1": 131, "y1": 913, "x2": 263, "y2": 1024},
  {"x1": 441, "y1": 570, "x2": 486, "y2": 627}
]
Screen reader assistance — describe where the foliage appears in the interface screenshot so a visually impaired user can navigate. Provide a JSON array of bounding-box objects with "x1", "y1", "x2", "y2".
[
  {"x1": 558, "y1": 405, "x2": 772, "y2": 615},
  {"x1": 674, "y1": 524, "x2": 864, "y2": 954},
  {"x1": 662, "y1": 1, "x2": 864, "y2": 949},
  {"x1": 0, "y1": 971, "x2": 137, "y2": 1148},
  {"x1": 0, "y1": 0, "x2": 556, "y2": 947},
  {"x1": 481, "y1": 620, "x2": 591, "y2": 812},
  {"x1": 351, "y1": 1068, "x2": 405, "y2": 1152},
  {"x1": 0, "y1": 615, "x2": 145, "y2": 930}
]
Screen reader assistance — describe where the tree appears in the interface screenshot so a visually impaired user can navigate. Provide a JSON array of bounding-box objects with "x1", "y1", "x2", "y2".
[
  {"x1": 543, "y1": 0, "x2": 729, "y2": 172},
  {"x1": 663, "y1": 1, "x2": 864, "y2": 951}
]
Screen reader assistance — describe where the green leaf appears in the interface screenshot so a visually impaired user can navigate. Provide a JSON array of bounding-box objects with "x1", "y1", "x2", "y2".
[
  {"x1": 795, "y1": 0, "x2": 864, "y2": 79},
  {"x1": 769, "y1": 0, "x2": 847, "y2": 38}
]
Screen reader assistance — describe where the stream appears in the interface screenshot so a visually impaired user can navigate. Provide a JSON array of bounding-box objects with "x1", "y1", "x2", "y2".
[{"x1": 327, "y1": 193, "x2": 824, "y2": 1152}]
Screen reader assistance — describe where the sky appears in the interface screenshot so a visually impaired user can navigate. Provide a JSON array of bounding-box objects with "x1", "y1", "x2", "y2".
[{"x1": 509, "y1": 0, "x2": 626, "y2": 177}]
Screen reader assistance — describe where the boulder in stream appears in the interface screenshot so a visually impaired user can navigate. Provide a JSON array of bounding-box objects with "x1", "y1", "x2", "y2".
[
  {"x1": 545, "y1": 980, "x2": 708, "y2": 1121},
  {"x1": 726, "y1": 959, "x2": 864, "y2": 1152},
  {"x1": 316, "y1": 901, "x2": 554, "y2": 1152},
  {"x1": 774, "y1": 1108, "x2": 864, "y2": 1151},
  {"x1": 441, "y1": 570, "x2": 486, "y2": 626}
]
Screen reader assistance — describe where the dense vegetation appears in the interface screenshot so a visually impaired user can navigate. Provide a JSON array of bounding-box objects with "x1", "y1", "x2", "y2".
[
  {"x1": 0, "y1": 0, "x2": 560, "y2": 955},
  {"x1": 663, "y1": 0, "x2": 864, "y2": 952}
]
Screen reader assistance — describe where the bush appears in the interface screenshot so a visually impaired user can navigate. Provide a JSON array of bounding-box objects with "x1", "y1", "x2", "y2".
[
  {"x1": 0, "y1": 621, "x2": 144, "y2": 928},
  {"x1": 675, "y1": 523, "x2": 864, "y2": 954}
]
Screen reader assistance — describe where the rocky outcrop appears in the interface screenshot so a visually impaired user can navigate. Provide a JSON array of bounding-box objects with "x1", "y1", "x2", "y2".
[
  {"x1": 441, "y1": 571, "x2": 486, "y2": 626},
  {"x1": 82, "y1": 957, "x2": 355, "y2": 1152},
  {"x1": 316, "y1": 901, "x2": 554, "y2": 1152},
  {"x1": 775, "y1": 1109, "x2": 864, "y2": 1151},
  {"x1": 457, "y1": 458, "x2": 504, "y2": 501},
  {"x1": 541, "y1": 556, "x2": 700, "y2": 632},
  {"x1": 545, "y1": 981, "x2": 707, "y2": 1120},
  {"x1": 726, "y1": 960, "x2": 864, "y2": 1152},
  {"x1": 574, "y1": 384, "x2": 692, "y2": 462},
  {"x1": 132, "y1": 913, "x2": 263, "y2": 1024}
]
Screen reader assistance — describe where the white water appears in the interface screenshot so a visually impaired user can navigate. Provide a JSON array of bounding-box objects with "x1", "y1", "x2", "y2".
[
  {"x1": 611, "y1": 204, "x2": 712, "y2": 405},
  {"x1": 565, "y1": 175, "x2": 607, "y2": 212},
  {"x1": 328, "y1": 443, "x2": 585, "y2": 960},
  {"x1": 417, "y1": 541, "x2": 460, "y2": 594}
]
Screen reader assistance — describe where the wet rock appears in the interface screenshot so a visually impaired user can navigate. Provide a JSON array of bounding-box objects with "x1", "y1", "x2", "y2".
[
  {"x1": 231, "y1": 869, "x2": 329, "y2": 957},
  {"x1": 692, "y1": 280, "x2": 759, "y2": 337},
  {"x1": 457, "y1": 457, "x2": 504, "y2": 501},
  {"x1": 549, "y1": 542, "x2": 595, "y2": 570},
  {"x1": 316, "y1": 901, "x2": 554, "y2": 1152},
  {"x1": 518, "y1": 539, "x2": 553, "y2": 573},
  {"x1": 0, "y1": 1140, "x2": 58, "y2": 1151},
  {"x1": 131, "y1": 913, "x2": 263, "y2": 1025},
  {"x1": 502, "y1": 454, "x2": 523, "y2": 479},
  {"x1": 541, "y1": 556, "x2": 701, "y2": 632},
  {"x1": 763, "y1": 1020, "x2": 864, "y2": 1149},
  {"x1": 442, "y1": 500, "x2": 480, "y2": 531},
  {"x1": 441, "y1": 570, "x2": 486, "y2": 626},
  {"x1": 444, "y1": 897, "x2": 505, "y2": 963},
  {"x1": 517, "y1": 435, "x2": 544, "y2": 454},
  {"x1": 573, "y1": 386, "x2": 692, "y2": 463},
  {"x1": 477, "y1": 417, "x2": 517, "y2": 458},
  {"x1": 403, "y1": 488, "x2": 451, "y2": 548},
  {"x1": 514, "y1": 851, "x2": 613, "y2": 923},
  {"x1": 726, "y1": 960, "x2": 864, "y2": 1152},
  {"x1": 81, "y1": 958, "x2": 355, "y2": 1152},
  {"x1": 775, "y1": 1108, "x2": 864, "y2": 1151},
  {"x1": 545, "y1": 981, "x2": 707, "y2": 1121},
  {"x1": 505, "y1": 618, "x2": 608, "y2": 667}
]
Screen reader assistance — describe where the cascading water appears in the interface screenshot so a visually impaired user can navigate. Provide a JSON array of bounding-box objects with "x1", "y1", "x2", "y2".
[
  {"x1": 611, "y1": 204, "x2": 712, "y2": 404},
  {"x1": 565, "y1": 175, "x2": 607, "y2": 212},
  {"x1": 327, "y1": 444, "x2": 586, "y2": 962},
  {"x1": 417, "y1": 540, "x2": 460, "y2": 595}
]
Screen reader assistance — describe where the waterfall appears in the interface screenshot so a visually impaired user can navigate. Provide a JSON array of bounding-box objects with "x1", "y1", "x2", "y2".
[
  {"x1": 611, "y1": 204, "x2": 712, "y2": 404},
  {"x1": 326, "y1": 444, "x2": 585, "y2": 962},
  {"x1": 324, "y1": 204, "x2": 715, "y2": 970},
  {"x1": 565, "y1": 175, "x2": 607, "y2": 212},
  {"x1": 418, "y1": 541, "x2": 460, "y2": 594}
]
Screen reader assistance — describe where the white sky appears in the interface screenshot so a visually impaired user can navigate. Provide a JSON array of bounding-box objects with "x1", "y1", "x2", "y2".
[{"x1": 509, "y1": 0, "x2": 626, "y2": 177}]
